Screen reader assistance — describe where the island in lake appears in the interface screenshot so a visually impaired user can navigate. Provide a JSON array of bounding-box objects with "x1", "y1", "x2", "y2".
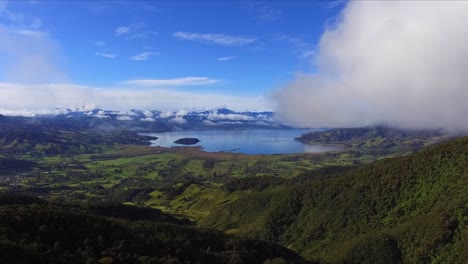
[{"x1": 174, "y1": 137, "x2": 200, "y2": 145}]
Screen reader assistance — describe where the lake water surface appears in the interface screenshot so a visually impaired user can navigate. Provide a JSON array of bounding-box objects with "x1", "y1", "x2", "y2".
[{"x1": 145, "y1": 129, "x2": 343, "y2": 155}]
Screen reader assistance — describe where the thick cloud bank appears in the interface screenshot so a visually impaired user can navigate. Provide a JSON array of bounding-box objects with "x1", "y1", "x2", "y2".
[{"x1": 273, "y1": 1, "x2": 468, "y2": 130}]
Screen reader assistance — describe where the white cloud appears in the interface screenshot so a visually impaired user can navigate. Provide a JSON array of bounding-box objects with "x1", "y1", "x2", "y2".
[
  {"x1": 142, "y1": 110, "x2": 153, "y2": 117},
  {"x1": 169, "y1": 116, "x2": 187, "y2": 124},
  {"x1": 120, "y1": 77, "x2": 222, "y2": 86},
  {"x1": 273, "y1": 1, "x2": 468, "y2": 131},
  {"x1": 93, "y1": 110, "x2": 110, "y2": 119},
  {"x1": 116, "y1": 115, "x2": 132, "y2": 121},
  {"x1": 129, "y1": 30, "x2": 157, "y2": 39},
  {"x1": 0, "y1": 108, "x2": 53, "y2": 117},
  {"x1": 202, "y1": 120, "x2": 218, "y2": 126},
  {"x1": 115, "y1": 26, "x2": 130, "y2": 36},
  {"x1": 95, "y1": 52, "x2": 116, "y2": 59},
  {"x1": 114, "y1": 110, "x2": 137, "y2": 116},
  {"x1": 130, "y1": 52, "x2": 158, "y2": 61},
  {"x1": 217, "y1": 56, "x2": 236, "y2": 61},
  {"x1": 256, "y1": 114, "x2": 273, "y2": 121},
  {"x1": 159, "y1": 110, "x2": 174, "y2": 118},
  {"x1": 207, "y1": 112, "x2": 255, "y2": 121},
  {"x1": 141, "y1": 117, "x2": 156, "y2": 122},
  {"x1": 175, "y1": 109, "x2": 189, "y2": 116},
  {"x1": 0, "y1": 82, "x2": 271, "y2": 113},
  {"x1": 173, "y1": 32, "x2": 256, "y2": 46},
  {"x1": 94, "y1": 41, "x2": 105, "y2": 46}
]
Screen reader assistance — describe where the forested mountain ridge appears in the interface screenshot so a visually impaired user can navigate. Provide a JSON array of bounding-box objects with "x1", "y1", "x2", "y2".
[
  {"x1": 0, "y1": 195, "x2": 308, "y2": 264},
  {"x1": 1, "y1": 117, "x2": 467, "y2": 263},
  {"x1": 296, "y1": 126, "x2": 449, "y2": 157},
  {"x1": 201, "y1": 137, "x2": 468, "y2": 263},
  {"x1": 0, "y1": 107, "x2": 284, "y2": 132},
  {"x1": 0, "y1": 121, "x2": 157, "y2": 156}
]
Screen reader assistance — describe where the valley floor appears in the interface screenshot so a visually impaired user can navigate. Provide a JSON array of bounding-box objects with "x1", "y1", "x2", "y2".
[{"x1": 0, "y1": 125, "x2": 466, "y2": 263}]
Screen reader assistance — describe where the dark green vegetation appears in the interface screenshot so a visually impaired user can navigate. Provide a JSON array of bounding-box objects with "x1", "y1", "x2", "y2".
[
  {"x1": 0, "y1": 117, "x2": 466, "y2": 263},
  {"x1": 297, "y1": 126, "x2": 449, "y2": 159},
  {"x1": 202, "y1": 137, "x2": 468, "y2": 263},
  {"x1": 173, "y1": 138, "x2": 200, "y2": 145},
  {"x1": 0, "y1": 194, "x2": 306, "y2": 264},
  {"x1": 0, "y1": 119, "x2": 156, "y2": 156}
]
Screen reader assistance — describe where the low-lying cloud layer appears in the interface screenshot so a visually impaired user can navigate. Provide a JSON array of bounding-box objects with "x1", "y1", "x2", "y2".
[
  {"x1": 0, "y1": 83, "x2": 270, "y2": 113},
  {"x1": 273, "y1": 1, "x2": 468, "y2": 131}
]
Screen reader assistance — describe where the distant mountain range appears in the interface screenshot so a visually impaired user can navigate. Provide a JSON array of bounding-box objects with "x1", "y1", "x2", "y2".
[{"x1": 0, "y1": 108, "x2": 290, "y2": 132}]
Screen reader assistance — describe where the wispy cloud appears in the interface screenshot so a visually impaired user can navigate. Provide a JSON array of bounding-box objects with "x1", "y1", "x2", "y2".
[
  {"x1": 173, "y1": 32, "x2": 256, "y2": 46},
  {"x1": 95, "y1": 52, "x2": 116, "y2": 59},
  {"x1": 115, "y1": 24, "x2": 157, "y2": 40},
  {"x1": 94, "y1": 41, "x2": 105, "y2": 46},
  {"x1": 14, "y1": 29, "x2": 46, "y2": 37},
  {"x1": 217, "y1": 56, "x2": 236, "y2": 61},
  {"x1": 300, "y1": 50, "x2": 315, "y2": 59},
  {"x1": 0, "y1": 4, "x2": 66, "y2": 84},
  {"x1": 120, "y1": 77, "x2": 223, "y2": 86},
  {"x1": 0, "y1": 1, "x2": 44, "y2": 29},
  {"x1": 320, "y1": 0, "x2": 347, "y2": 10},
  {"x1": 272, "y1": 33, "x2": 315, "y2": 59},
  {"x1": 128, "y1": 30, "x2": 157, "y2": 39},
  {"x1": 90, "y1": 1, "x2": 157, "y2": 13},
  {"x1": 130, "y1": 52, "x2": 158, "y2": 61},
  {"x1": 136, "y1": 2, "x2": 158, "y2": 12},
  {"x1": 115, "y1": 26, "x2": 130, "y2": 36},
  {"x1": 256, "y1": 5, "x2": 282, "y2": 21},
  {"x1": 0, "y1": 2, "x2": 25, "y2": 24},
  {"x1": 242, "y1": 1, "x2": 282, "y2": 21},
  {"x1": 273, "y1": 34, "x2": 309, "y2": 49}
]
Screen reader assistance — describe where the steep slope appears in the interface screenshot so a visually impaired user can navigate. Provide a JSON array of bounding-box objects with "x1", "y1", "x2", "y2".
[
  {"x1": 0, "y1": 195, "x2": 308, "y2": 264},
  {"x1": 202, "y1": 137, "x2": 468, "y2": 263}
]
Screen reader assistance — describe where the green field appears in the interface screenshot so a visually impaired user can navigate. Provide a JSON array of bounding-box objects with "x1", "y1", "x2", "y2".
[{"x1": 1, "y1": 124, "x2": 466, "y2": 263}]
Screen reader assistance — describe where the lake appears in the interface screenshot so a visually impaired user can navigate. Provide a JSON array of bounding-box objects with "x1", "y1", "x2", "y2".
[{"x1": 144, "y1": 129, "x2": 343, "y2": 155}]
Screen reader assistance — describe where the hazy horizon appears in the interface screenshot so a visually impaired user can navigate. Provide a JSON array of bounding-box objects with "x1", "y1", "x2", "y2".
[{"x1": 1, "y1": 1, "x2": 468, "y2": 130}]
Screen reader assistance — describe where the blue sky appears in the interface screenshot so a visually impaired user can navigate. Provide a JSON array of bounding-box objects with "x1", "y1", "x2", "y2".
[{"x1": 0, "y1": 0, "x2": 344, "y2": 111}]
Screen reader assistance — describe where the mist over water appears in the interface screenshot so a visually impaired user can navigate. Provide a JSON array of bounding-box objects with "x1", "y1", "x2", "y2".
[{"x1": 273, "y1": 1, "x2": 468, "y2": 131}]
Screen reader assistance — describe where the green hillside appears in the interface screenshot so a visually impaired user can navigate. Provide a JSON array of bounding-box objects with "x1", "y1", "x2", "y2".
[
  {"x1": 0, "y1": 195, "x2": 308, "y2": 264},
  {"x1": 1, "y1": 120, "x2": 466, "y2": 263},
  {"x1": 296, "y1": 126, "x2": 449, "y2": 157},
  {"x1": 201, "y1": 137, "x2": 468, "y2": 263}
]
